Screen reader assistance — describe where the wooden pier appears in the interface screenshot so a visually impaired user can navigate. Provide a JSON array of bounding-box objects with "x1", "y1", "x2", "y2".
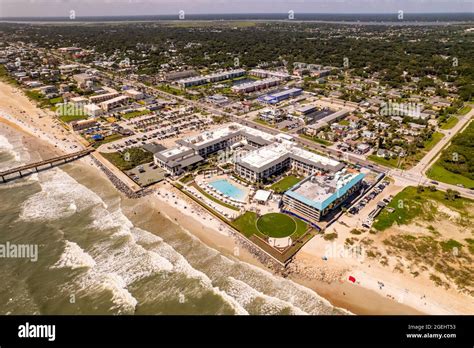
[{"x1": 0, "y1": 148, "x2": 95, "y2": 183}]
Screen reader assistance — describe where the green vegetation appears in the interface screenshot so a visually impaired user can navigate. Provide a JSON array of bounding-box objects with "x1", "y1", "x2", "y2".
[
  {"x1": 373, "y1": 186, "x2": 473, "y2": 231},
  {"x1": 92, "y1": 134, "x2": 124, "y2": 148},
  {"x1": 232, "y1": 212, "x2": 307, "y2": 239},
  {"x1": 368, "y1": 154, "x2": 400, "y2": 168},
  {"x1": 0, "y1": 65, "x2": 19, "y2": 85},
  {"x1": 427, "y1": 121, "x2": 474, "y2": 188},
  {"x1": 269, "y1": 175, "x2": 303, "y2": 193},
  {"x1": 192, "y1": 184, "x2": 240, "y2": 211},
  {"x1": 179, "y1": 174, "x2": 194, "y2": 184},
  {"x1": 383, "y1": 234, "x2": 473, "y2": 292},
  {"x1": 59, "y1": 115, "x2": 88, "y2": 123},
  {"x1": 156, "y1": 84, "x2": 187, "y2": 97},
  {"x1": 338, "y1": 120, "x2": 350, "y2": 126},
  {"x1": 232, "y1": 212, "x2": 260, "y2": 238},
  {"x1": 369, "y1": 132, "x2": 444, "y2": 169},
  {"x1": 423, "y1": 132, "x2": 444, "y2": 151},
  {"x1": 440, "y1": 239, "x2": 463, "y2": 253},
  {"x1": 427, "y1": 162, "x2": 474, "y2": 188},
  {"x1": 25, "y1": 90, "x2": 43, "y2": 102},
  {"x1": 253, "y1": 118, "x2": 273, "y2": 127},
  {"x1": 101, "y1": 147, "x2": 153, "y2": 171},
  {"x1": 300, "y1": 134, "x2": 332, "y2": 146},
  {"x1": 440, "y1": 116, "x2": 459, "y2": 130},
  {"x1": 465, "y1": 238, "x2": 474, "y2": 254},
  {"x1": 458, "y1": 105, "x2": 471, "y2": 115},
  {"x1": 48, "y1": 97, "x2": 63, "y2": 105},
  {"x1": 256, "y1": 213, "x2": 297, "y2": 238},
  {"x1": 323, "y1": 233, "x2": 338, "y2": 241},
  {"x1": 122, "y1": 109, "x2": 150, "y2": 119}
]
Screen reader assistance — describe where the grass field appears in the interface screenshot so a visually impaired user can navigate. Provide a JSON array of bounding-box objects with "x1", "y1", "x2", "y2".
[
  {"x1": 122, "y1": 109, "x2": 150, "y2": 119},
  {"x1": 59, "y1": 115, "x2": 88, "y2": 123},
  {"x1": 426, "y1": 162, "x2": 474, "y2": 189},
  {"x1": 367, "y1": 154, "x2": 400, "y2": 168},
  {"x1": 92, "y1": 134, "x2": 124, "y2": 148},
  {"x1": 458, "y1": 105, "x2": 472, "y2": 115},
  {"x1": 101, "y1": 148, "x2": 153, "y2": 171},
  {"x1": 426, "y1": 121, "x2": 474, "y2": 188},
  {"x1": 233, "y1": 212, "x2": 307, "y2": 239},
  {"x1": 269, "y1": 175, "x2": 303, "y2": 193},
  {"x1": 440, "y1": 116, "x2": 459, "y2": 130},
  {"x1": 232, "y1": 212, "x2": 260, "y2": 238},
  {"x1": 373, "y1": 186, "x2": 473, "y2": 231},
  {"x1": 256, "y1": 213, "x2": 297, "y2": 238}
]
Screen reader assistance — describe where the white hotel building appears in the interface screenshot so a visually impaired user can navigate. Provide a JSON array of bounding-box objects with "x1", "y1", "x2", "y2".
[{"x1": 155, "y1": 123, "x2": 343, "y2": 179}]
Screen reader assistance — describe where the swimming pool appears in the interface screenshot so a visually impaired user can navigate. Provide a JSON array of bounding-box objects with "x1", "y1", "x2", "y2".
[{"x1": 209, "y1": 179, "x2": 246, "y2": 201}]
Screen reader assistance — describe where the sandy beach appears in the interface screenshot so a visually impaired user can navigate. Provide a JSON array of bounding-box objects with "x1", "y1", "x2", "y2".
[{"x1": 1, "y1": 79, "x2": 471, "y2": 315}]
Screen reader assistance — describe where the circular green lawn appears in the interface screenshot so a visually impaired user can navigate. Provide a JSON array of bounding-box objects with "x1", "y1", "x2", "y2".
[{"x1": 256, "y1": 213, "x2": 296, "y2": 238}]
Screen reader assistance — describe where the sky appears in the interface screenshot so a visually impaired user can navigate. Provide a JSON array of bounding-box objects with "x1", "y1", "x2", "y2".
[{"x1": 0, "y1": 0, "x2": 472, "y2": 18}]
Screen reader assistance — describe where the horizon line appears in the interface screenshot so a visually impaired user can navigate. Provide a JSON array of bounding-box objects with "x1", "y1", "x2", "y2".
[{"x1": 0, "y1": 12, "x2": 473, "y2": 20}]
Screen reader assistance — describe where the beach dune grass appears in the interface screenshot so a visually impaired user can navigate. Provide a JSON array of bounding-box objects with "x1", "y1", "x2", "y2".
[{"x1": 373, "y1": 186, "x2": 473, "y2": 231}]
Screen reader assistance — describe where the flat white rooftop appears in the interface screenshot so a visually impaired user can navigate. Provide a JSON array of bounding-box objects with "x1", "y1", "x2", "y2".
[
  {"x1": 182, "y1": 123, "x2": 273, "y2": 147},
  {"x1": 240, "y1": 142, "x2": 291, "y2": 168},
  {"x1": 160, "y1": 146, "x2": 191, "y2": 158},
  {"x1": 239, "y1": 141, "x2": 341, "y2": 171}
]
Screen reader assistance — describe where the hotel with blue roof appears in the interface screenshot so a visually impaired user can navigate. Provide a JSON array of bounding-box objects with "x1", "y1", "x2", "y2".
[{"x1": 283, "y1": 170, "x2": 365, "y2": 223}]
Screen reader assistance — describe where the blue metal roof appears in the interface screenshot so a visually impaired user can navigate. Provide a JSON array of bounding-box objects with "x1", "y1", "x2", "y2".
[{"x1": 284, "y1": 173, "x2": 365, "y2": 211}]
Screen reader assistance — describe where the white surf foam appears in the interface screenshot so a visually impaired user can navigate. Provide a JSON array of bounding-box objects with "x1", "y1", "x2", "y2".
[
  {"x1": 0, "y1": 134, "x2": 21, "y2": 164},
  {"x1": 224, "y1": 277, "x2": 307, "y2": 315},
  {"x1": 51, "y1": 241, "x2": 96, "y2": 270},
  {"x1": 19, "y1": 169, "x2": 103, "y2": 221}
]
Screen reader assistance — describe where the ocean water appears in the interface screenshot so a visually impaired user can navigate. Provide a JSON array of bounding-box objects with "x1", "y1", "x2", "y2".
[{"x1": 0, "y1": 130, "x2": 345, "y2": 315}]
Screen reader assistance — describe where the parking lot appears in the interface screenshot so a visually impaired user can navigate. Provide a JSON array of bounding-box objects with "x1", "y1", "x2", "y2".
[
  {"x1": 126, "y1": 162, "x2": 167, "y2": 187},
  {"x1": 348, "y1": 180, "x2": 391, "y2": 216}
]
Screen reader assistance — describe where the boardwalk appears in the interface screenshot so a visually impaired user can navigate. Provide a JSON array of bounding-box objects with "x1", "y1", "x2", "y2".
[{"x1": 0, "y1": 148, "x2": 95, "y2": 183}]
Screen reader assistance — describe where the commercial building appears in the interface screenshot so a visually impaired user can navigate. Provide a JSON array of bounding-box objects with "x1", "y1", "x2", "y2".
[
  {"x1": 124, "y1": 89, "x2": 144, "y2": 100},
  {"x1": 177, "y1": 69, "x2": 245, "y2": 88},
  {"x1": 99, "y1": 95, "x2": 129, "y2": 111},
  {"x1": 154, "y1": 146, "x2": 204, "y2": 176},
  {"x1": 58, "y1": 64, "x2": 80, "y2": 74},
  {"x1": 304, "y1": 109, "x2": 351, "y2": 136},
  {"x1": 257, "y1": 88, "x2": 302, "y2": 104},
  {"x1": 235, "y1": 142, "x2": 344, "y2": 182},
  {"x1": 89, "y1": 90, "x2": 120, "y2": 104},
  {"x1": 249, "y1": 69, "x2": 290, "y2": 80},
  {"x1": 71, "y1": 119, "x2": 98, "y2": 131},
  {"x1": 157, "y1": 123, "x2": 344, "y2": 181},
  {"x1": 165, "y1": 69, "x2": 197, "y2": 81},
  {"x1": 283, "y1": 170, "x2": 365, "y2": 222},
  {"x1": 231, "y1": 77, "x2": 280, "y2": 94},
  {"x1": 73, "y1": 73, "x2": 96, "y2": 89},
  {"x1": 69, "y1": 96, "x2": 88, "y2": 107},
  {"x1": 259, "y1": 108, "x2": 283, "y2": 124}
]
